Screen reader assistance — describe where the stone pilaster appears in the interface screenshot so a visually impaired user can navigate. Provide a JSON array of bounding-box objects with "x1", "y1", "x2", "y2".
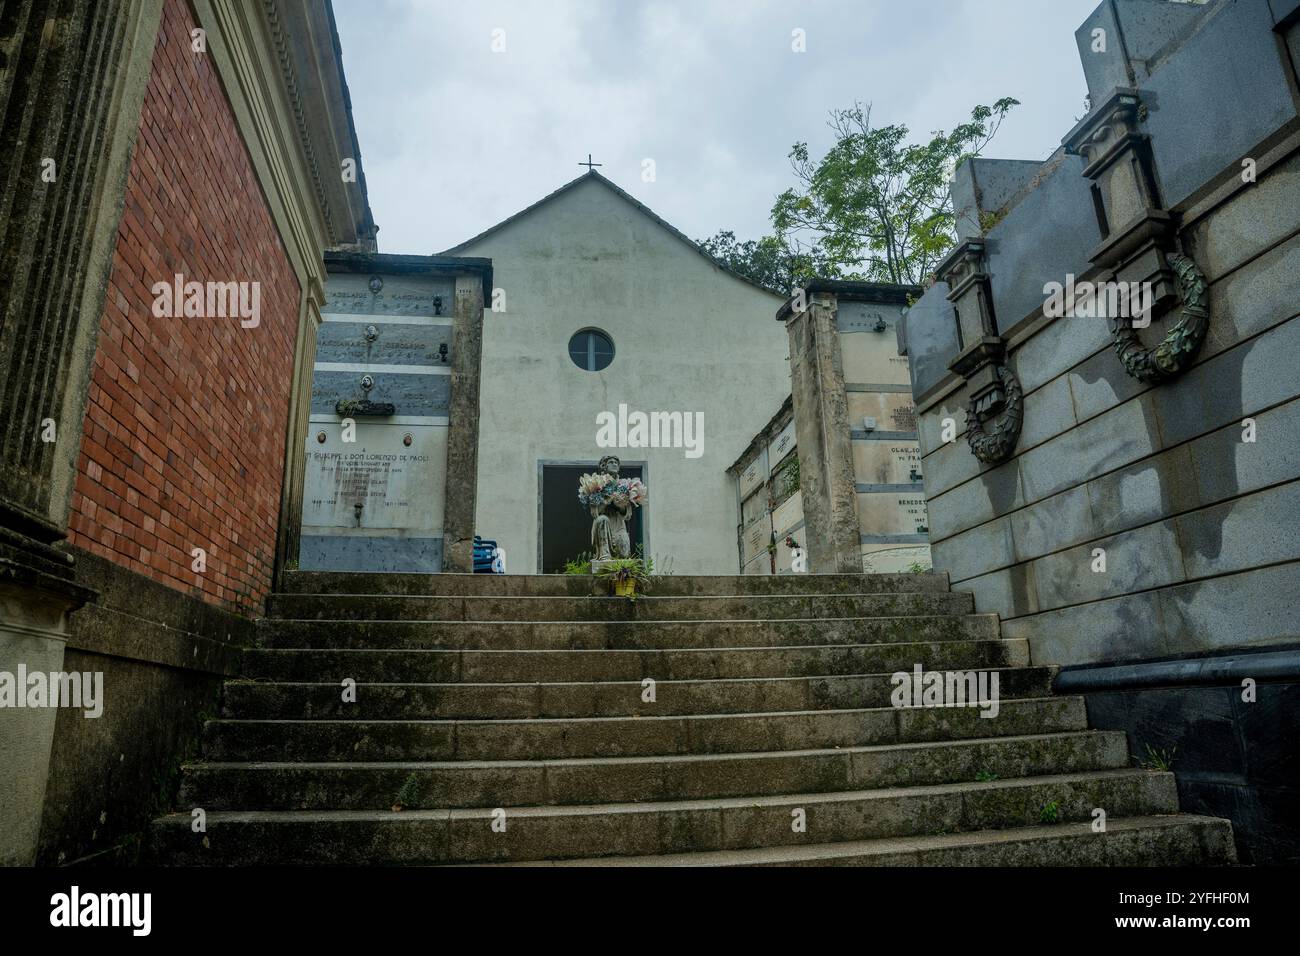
[
  {"x1": 0, "y1": 537, "x2": 93, "y2": 866},
  {"x1": 443, "y1": 274, "x2": 487, "y2": 573},
  {"x1": 783, "y1": 294, "x2": 861, "y2": 573},
  {"x1": 938, "y1": 238, "x2": 1023, "y2": 464}
]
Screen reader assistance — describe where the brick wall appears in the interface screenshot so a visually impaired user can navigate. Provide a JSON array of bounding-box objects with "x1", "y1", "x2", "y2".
[{"x1": 68, "y1": 0, "x2": 301, "y2": 613}]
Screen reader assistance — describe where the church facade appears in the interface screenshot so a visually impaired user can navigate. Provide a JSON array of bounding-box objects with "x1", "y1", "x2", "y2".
[{"x1": 442, "y1": 172, "x2": 793, "y2": 575}]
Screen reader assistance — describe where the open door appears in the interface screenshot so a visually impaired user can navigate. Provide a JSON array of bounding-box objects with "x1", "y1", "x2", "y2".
[{"x1": 539, "y1": 462, "x2": 645, "y2": 573}]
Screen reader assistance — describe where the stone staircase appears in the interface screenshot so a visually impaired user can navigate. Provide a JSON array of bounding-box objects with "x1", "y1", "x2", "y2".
[{"x1": 149, "y1": 572, "x2": 1236, "y2": 865}]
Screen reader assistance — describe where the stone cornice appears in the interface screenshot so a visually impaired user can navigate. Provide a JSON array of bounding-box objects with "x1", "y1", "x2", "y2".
[{"x1": 192, "y1": 0, "x2": 376, "y2": 306}]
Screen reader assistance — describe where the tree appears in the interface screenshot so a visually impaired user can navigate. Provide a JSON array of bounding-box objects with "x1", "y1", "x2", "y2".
[
  {"x1": 770, "y1": 98, "x2": 1019, "y2": 286},
  {"x1": 697, "y1": 230, "x2": 834, "y2": 296}
]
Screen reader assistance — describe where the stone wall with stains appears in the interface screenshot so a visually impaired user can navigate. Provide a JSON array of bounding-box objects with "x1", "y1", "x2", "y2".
[{"x1": 897, "y1": 0, "x2": 1300, "y2": 863}]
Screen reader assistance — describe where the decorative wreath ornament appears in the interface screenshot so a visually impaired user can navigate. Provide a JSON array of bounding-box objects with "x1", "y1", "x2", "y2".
[
  {"x1": 965, "y1": 365, "x2": 1023, "y2": 465},
  {"x1": 1111, "y1": 252, "x2": 1210, "y2": 384}
]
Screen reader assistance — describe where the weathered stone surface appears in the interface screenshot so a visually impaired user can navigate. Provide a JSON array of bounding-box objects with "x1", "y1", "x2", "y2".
[
  {"x1": 898, "y1": 284, "x2": 959, "y2": 399},
  {"x1": 146, "y1": 571, "x2": 1233, "y2": 864},
  {"x1": 1157, "y1": 562, "x2": 1300, "y2": 655},
  {"x1": 1143, "y1": 0, "x2": 1297, "y2": 210},
  {"x1": 1009, "y1": 484, "x2": 1096, "y2": 564},
  {"x1": 984, "y1": 151, "x2": 1100, "y2": 333},
  {"x1": 926, "y1": 459, "x2": 1024, "y2": 542},
  {"x1": 1029, "y1": 519, "x2": 1185, "y2": 613},
  {"x1": 958, "y1": 565, "x2": 1040, "y2": 622},
  {"x1": 1176, "y1": 481, "x2": 1300, "y2": 580},
  {"x1": 1003, "y1": 588, "x2": 1172, "y2": 666},
  {"x1": 1019, "y1": 394, "x2": 1161, "y2": 505}
]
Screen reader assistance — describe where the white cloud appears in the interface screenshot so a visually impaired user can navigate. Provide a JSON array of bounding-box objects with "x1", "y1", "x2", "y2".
[{"x1": 333, "y1": 0, "x2": 1103, "y2": 254}]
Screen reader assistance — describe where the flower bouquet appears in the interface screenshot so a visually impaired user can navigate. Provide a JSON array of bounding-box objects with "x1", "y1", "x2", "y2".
[{"x1": 577, "y1": 473, "x2": 648, "y2": 510}]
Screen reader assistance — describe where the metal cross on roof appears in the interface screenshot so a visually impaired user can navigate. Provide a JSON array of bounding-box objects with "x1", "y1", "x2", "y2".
[{"x1": 579, "y1": 154, "x2": 602, "y2": 172}]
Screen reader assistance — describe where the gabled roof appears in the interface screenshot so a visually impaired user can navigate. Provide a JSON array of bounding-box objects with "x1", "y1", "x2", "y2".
[{"x1": 438, "y1": 170, "x2": 784, "y2": 300}]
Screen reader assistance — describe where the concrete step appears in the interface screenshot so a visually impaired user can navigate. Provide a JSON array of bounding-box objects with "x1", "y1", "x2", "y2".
[
  {"x1": 149, "y1": 769, "x2": 1178, "y2": 865},
  {"x1": 241, "y1": 639, "x2": 1028, "y2": 683},
  {"x1": 257, "y1": 614, "x2": 1001, "y2": 651},
  {"x1": 279, "y1": 571, "x2": 951, "y2": 597},
  {"x1": 177, "y1": 729, "x2": 1129, "y2": 810},
  {"x1": 202, "y1": 696, "x2": 1085, "y2": 761},
  {"x1": 221, "y1": 667, "x2": 1057, "y2": 720},
  {"x1": 265, "y1": 591, "x2": 976, "y2": 623},
  {"x1": 496, "y1": 815, "x2": 1238, "y2": 867}
]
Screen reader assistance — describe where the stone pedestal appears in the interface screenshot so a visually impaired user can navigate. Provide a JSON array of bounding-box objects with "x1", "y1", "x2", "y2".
[{"x1": 0, "y1": 579, "x2": 86, "y2": 866}]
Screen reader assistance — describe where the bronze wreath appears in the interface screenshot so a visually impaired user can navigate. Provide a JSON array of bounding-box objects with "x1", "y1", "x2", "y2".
[
  {"x1": 1111, "y1": 252, "x2": 1209, "y2": 384},
  {"x1": 965, "y1": 365, "x2": 1023, "y2": 464}
]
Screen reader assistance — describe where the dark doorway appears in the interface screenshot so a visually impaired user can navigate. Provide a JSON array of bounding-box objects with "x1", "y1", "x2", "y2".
[{"x1": 540, "y1": 462, "x2": 645, "y2": 573}]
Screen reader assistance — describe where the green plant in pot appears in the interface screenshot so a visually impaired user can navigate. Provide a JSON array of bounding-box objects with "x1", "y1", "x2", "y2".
[{"x1": 595, "y1": 558, "x2": 651, "y2": 599}]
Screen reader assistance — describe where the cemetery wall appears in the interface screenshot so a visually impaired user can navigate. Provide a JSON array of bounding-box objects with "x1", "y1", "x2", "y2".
[
  {"x1": 896, "y1": 0, "x2": 1300, "y2": 862},
  {"x1": 0, "y1": 0, "x2": 376, "y2": 864},
  {"x1": 777, "y1": 284, "x2": 931, "y2": 574},
  {"x1": 727, "y1": 398, "x2": 803, "y2": 575},
  {"x1": 67, "y1": 0, "x2": 300, "y2": 613}
]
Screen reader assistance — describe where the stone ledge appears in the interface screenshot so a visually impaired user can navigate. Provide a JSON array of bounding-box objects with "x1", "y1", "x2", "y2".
[{"x1": 65, "y1": 548, "x2": 253, "y2": 676}]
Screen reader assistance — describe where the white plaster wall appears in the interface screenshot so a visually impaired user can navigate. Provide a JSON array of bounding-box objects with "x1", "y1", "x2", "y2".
[{"x1": 452, "y1": 176, "x2": 790, "y2": 573}]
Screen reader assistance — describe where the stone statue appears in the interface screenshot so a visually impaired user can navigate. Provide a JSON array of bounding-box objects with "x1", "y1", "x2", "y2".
[{"x1": 590, "y1": 455, "x2": 631, "y2": 561}]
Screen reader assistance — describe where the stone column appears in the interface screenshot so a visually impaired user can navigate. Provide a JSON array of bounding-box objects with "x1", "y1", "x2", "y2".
[
  {"x1": 0, "y1": 0, "x2": 162, "y2": 864},
  {"x1": 274, "y1": 290, "x2": 324, "y2": 581},
  {"x1": 783, "y1": 293, "x2": 861, "y2": 573}
]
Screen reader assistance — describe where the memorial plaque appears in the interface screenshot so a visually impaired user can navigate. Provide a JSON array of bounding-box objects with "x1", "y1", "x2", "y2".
[
  {"x1": 847, "y1": 391, "x2": 917, "y2": 434},
  {"x1": 738, "y1": 452, "x2": 767, "y2": 499},
  {"x1": 316, "y1": 319, "x2": 453, "y2": 366},
  {"x1": 853, "y1": 439, "x2": 922, "y2": 485},
  {"x1": 836, "y1": 300, "x2": 903, "y2": 334},
  {"x1": 766, "y1": 419, "x2": 797, "y2": 470},
  {"x1": 322, "y1": 273, "x2": 457, "y2": 318},
  {"x1": 838, "y1": 331, "x2": 914, "y2": 387},
  {"x1": 856, "y1": 491, "x2": 929, "y2": 536},
  {"x1": 301, "y1": 268, "x2": 460, "y2": 572},
  {"x1": 741, "y1": 487, "x2": 768, "y2": 530},
  {"x1": 302, "y1": 422, "x2": 448, "y2": 532},
  {"x1": 741, "y1": 514, "x2": 773, "y2": 565},
  {"x1": 771, "y1": 490, "x2": 803, "y2": 538}
]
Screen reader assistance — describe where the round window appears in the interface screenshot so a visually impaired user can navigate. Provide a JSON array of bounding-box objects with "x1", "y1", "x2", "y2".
[{"x1": 568, "y1": 329, "x2": 615, "y2": 371}]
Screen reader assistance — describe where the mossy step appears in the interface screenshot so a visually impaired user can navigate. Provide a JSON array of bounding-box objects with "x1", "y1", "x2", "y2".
[
  {"x1": 241, "y1": 638, "x2": 1029, "y2": 683},
  {"x1": 279, "y1": 571, "x2": 950, "y2": 597},
  {"x1": 149, "y1": 770, "x2": 1179, "y2": 865},
  {"x1": 499, "y1": 815, "x2": 1237, "y2": 867},
  {"x1": 177, "y1": 730, "x2": 1129, "y2": 810},
  {"x1": 265, "y1": 591, "x2": 976, "y2": 623},
  {"x1": 202, "y1": 696, "x2": 1085, "y2": 761},
  {"x1": 221, "y1": 667, "x2": 1056, "y2": 720},
  {"x1": 257, "y1": 614, "x2": 1000, "y2": 651}
]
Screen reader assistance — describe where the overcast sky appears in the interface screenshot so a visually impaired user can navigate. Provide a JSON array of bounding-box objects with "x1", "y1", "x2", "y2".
[{"x1": 331, "y1": 0, "x2": 1103, "y2": 255}]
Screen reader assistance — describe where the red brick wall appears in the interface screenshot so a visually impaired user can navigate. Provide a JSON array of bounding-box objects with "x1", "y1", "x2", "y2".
[{"x1": 68, "y1": 0, "x2": 301, "y2": 613}]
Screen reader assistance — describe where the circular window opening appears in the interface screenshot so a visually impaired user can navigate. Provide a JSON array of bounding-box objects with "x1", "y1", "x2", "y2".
[{"x1": 568, "y1": 328, "x2": 615, "y2": 371}]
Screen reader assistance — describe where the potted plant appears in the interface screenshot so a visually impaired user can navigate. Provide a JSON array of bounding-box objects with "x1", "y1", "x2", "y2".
[{"x1": 595, "y1": 557, "x2": 651, "y2": 599}]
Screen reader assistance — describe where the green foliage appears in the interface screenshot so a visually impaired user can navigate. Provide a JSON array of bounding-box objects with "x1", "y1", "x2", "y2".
[
  {"x1": 393, "y1": 773, "x2": 421, "y2": 811},
  {"x1": 1137, "y1": 744, "x2": 1176, "y2": 772},
  {"x1": 594, "y1": 558, "x2": 653, "y2": 592},
  {"x1": 907, "y1": 561, "x2": 932, "y2": 574},
  {"x1": 770, "y1": 98, "x2": 1019, "y2": 285},
  {"x1": 697, "y1": 230, "x2": 835, "y2": 296},
  {"x1": 1038, "y1": 801, "x2": 1060, "y2": 824},
  {"x1": 563, "y1": 551, "x2": 593, "y2": 575},
  {"x1": 781, "y1": 456, "x2": 801, "y2": 496},
  {"x1": 974, "y1": 770, "x2": 999, "y2": 783}
]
